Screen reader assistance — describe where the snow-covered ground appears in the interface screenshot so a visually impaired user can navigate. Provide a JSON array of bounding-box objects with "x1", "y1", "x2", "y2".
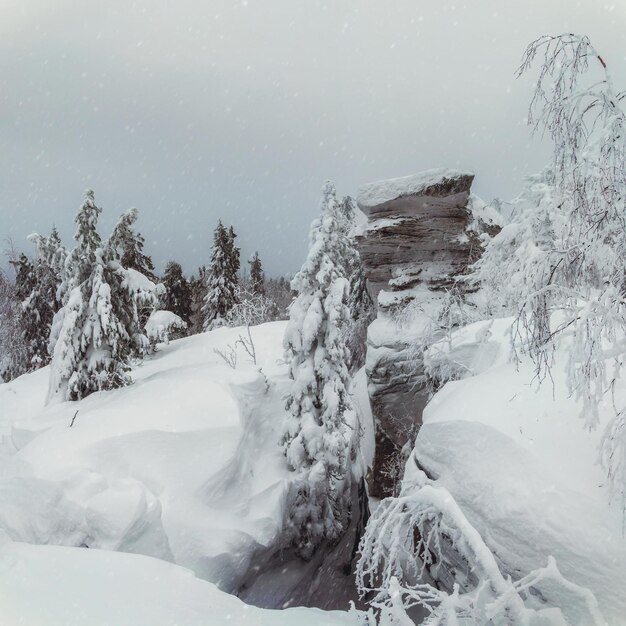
[
  {"x1": 0, "y1": 321, "x2": 369, "y2": 623},
  {"x1": 416, "y1": 318, "x2": 626, "y2": 622},
  {"x1": 0, "y1": 534, "x2": 361, "y2": 626},
  {"x1": 4, "y1": 311, "x2": 624, "y2": 623}
]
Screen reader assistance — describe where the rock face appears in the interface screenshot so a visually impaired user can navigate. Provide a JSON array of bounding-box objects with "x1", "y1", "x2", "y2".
[{"x1": 355, "y1": 169, "x2": 483, "y2": 498}]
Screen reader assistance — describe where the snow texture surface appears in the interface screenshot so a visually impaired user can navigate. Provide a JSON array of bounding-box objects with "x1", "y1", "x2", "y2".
[
  {"x1": 414, "y1": 317, "x2": 626, "y2": 623},
  {"x1": 0, "y1": 534, "x2": 361, "y2": 626}
]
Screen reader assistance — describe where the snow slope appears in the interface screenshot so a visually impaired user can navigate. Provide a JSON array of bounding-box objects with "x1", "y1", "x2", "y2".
[
  {"x1": 414, "y1": 318, "x2": 626, "y2": 622},
  {"x1": 0, "y1": 322, "x2": 295, "y2": 589},
  {"x1": 0, "y1": 320, "x2": 374, "y2": 623},
  {"x1": 0, "y1": 534, "x2": 363, "y2": 626}
]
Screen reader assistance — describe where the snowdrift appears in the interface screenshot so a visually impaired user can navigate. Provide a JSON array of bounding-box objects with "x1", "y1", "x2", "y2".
[
  {"x1": 0, "y1": 533, "x2": 361, "y2": 626},
  {"x1": 0, "y1": 325, "x2": 312, "y2": 597},
  {"x1": 413, "y1": 318, "x2": 626, "y2": 621},
  {"x1": 0, "y1": 320, "x2": 374, "y2": 622}
]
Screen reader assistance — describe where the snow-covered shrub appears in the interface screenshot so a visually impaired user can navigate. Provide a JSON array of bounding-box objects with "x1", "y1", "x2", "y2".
[
  {"x1": 357, "y1": 465, "x2": 606, "y2": 625},
  {"x1": 470, "y1": 169, "x2": 562, "y2": 320},
  {"x1": 145, "y1": 310, "x2": 187, "y2": 349},
  {"x1": 282, "y1": 180, "x2": 355, "y2": 559},
  {"x1": 226, "y1": 285, "x2": 277, "y2": 328}
]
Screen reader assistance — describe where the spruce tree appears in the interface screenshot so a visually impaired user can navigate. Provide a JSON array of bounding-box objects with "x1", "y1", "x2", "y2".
[
  {"x1": 10, "y1": 254, "x2": 36, "y2": 307},
  {"x1": 188, "y1": 265, "x2": 207, "y2": 335},
  {"x1": 226, "y1": 225, "x2": 241, "y2": 290},
  {"x1": 0, "y1": 268, "x2": 30, "y2": 382},
  {"x1": 202, "y1": 221, "x2": 239, "y2": 330},
  {"x1": 162, "y1": 260, "x2": 192, "y2": 325},
  {"x1": 47, "y1": 191, "x2": 159, "y2": 403},
  {"x1": 338, "y1": 195, "x2": 375, "y2": 372},
  {"x1": 8, "y1": 254, "x2": 38, "y2": 372},
  {"x1": 65, "y1": 189, "x2": 102, "y2": 292},
  {"x1": 118, "y1": 218, "x2": 157, "y2": 283},
  {"x1": 248, "y1": 252, "x2": 265, "y2": 296},
  {"x1": 282, "y1": 180, "x2": 354, "y2": 559},
  {"x1": 21, "y1": 228, "x2": 67, "y2": 369},
  {"x1": 105, "y1": 208, "x2": 161, "y2": 357}
]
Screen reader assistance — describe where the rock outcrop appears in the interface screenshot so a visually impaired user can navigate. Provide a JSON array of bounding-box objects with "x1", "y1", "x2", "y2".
[{"x1": 355, "y1": 168, "x2": 494, "y2": 498}]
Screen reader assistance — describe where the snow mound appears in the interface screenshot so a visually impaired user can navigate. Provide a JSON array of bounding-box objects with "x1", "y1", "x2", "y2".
[
  {"x1": 145, "y1": 309, "x2": 186, "y2": 343},
  {"x1": 0, "y1": 322, "x2": 295, "y2": 592},
  {"x1": 423, "y1": 317, "x2": 511, "y2": 381},
  {"x1": 356, "y1": 168, "x2": 473, "y2": 211},
  {"x1": 0, "y1": 536, "x2": 361, "y2": 626},
  {"x1": 414, "y1": 316, "x2": 626, "y2": 622}
]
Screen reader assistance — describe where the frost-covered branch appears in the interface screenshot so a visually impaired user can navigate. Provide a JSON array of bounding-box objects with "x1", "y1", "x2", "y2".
[
  {"x1": 472, "y1": 34, "x2": 626, "y2": 516},
  {"x1": 237, "y1": 325, "x2": 257, "y2": 365},
  {"x1": 214, "y1": 344, "x2": 238, "y2": 369},
  {"x1": 357, "y1": 468, "x2": 606, "y2": 625}
]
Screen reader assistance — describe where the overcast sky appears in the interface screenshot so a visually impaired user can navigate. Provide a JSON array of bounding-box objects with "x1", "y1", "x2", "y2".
[{"x1": 1, "y1": 0, "x2": 625, "y2": 276}]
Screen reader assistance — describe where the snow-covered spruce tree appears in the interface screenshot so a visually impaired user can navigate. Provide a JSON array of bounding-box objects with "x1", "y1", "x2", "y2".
[
  {"x1": 248, "y1": 251, "x2": 265, "y2": 296},
  {"x1": 202, "y1": 221, "x2": 239, "y2": 331},
  {"x1": 104, "y1": 207, "x2": 162, "y2": 352},
  {"x1": 19, "y1": 227, "x2": 67, "y2": 369},
  {"x1": 47, "y1": 192, "x2": 159, "y2": 402},
  {"x1": 265, "y1": 275, "x2": 294, "y2": 320},
  {"x1": 10, "y1": 253, "x2": 36, "y2": 311},
  {"x1": 119, "y1": 221, "x2": 157, "y2": 283},
  {"x1": 10, "y1": 252, "x2": 51, "y2": 371},
  {"x1": 338, "y1": 195, "x2": 375, "y2": 373},
  {"x1": 282, "y1": 180, "x2": 354, "y2": 560},
  {"x1": 473, "y1": 34, "x2": 626, "y2": 514},
  {"x1": 188, "y1": 265, "x2": 207, "y2": 335},
  {"x1": 161, "y1": 260, "x2": 192, "y2": 326},
  {"x1": 226, "y1": 225, "x2": 241, "y2": 283},
  {"x1": 0, "y1": 265, "x2": 30, "y2": 381},
  {"x1": 107, "y1": 207, "x2": 162, "y2": 331}
]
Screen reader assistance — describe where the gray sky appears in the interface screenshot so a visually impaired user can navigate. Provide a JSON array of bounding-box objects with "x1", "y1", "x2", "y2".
[{"x1": 1, "y1": 0, "x2": 625, "y2": 276}]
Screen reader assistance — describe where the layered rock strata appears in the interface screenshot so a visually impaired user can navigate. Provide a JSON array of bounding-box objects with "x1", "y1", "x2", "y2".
[{"x1": 355, "y1": 169, "x2": 483, "y2": 497}]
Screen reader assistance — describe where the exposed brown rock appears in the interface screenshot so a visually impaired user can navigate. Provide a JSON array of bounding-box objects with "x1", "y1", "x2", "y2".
[
  {"x1": 356, "y1": 169, "x2": 475, "y2": 303},
  {"x1": 355, "y1": 169, "x2": 480, "y2": 498}
]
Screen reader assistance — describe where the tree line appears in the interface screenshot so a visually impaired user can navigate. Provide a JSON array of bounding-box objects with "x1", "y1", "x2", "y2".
[{"x1": 0, "y1": 193, "x2": 294, "y2": 386}]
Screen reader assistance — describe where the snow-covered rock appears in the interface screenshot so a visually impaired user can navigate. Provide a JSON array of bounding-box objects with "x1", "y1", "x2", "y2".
[
  {"x1": 356, "y1": 168, "x2": 474, "y2": 217},
  {"x1": 355, "y1": 168, "x2": 475, "y2": 300},
  {"x1": 423, "y1": 317, "x2": 510, "y2": 383},
  {"x1": 355, "y1": 168, "x2": 497, "y2": 497}
]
